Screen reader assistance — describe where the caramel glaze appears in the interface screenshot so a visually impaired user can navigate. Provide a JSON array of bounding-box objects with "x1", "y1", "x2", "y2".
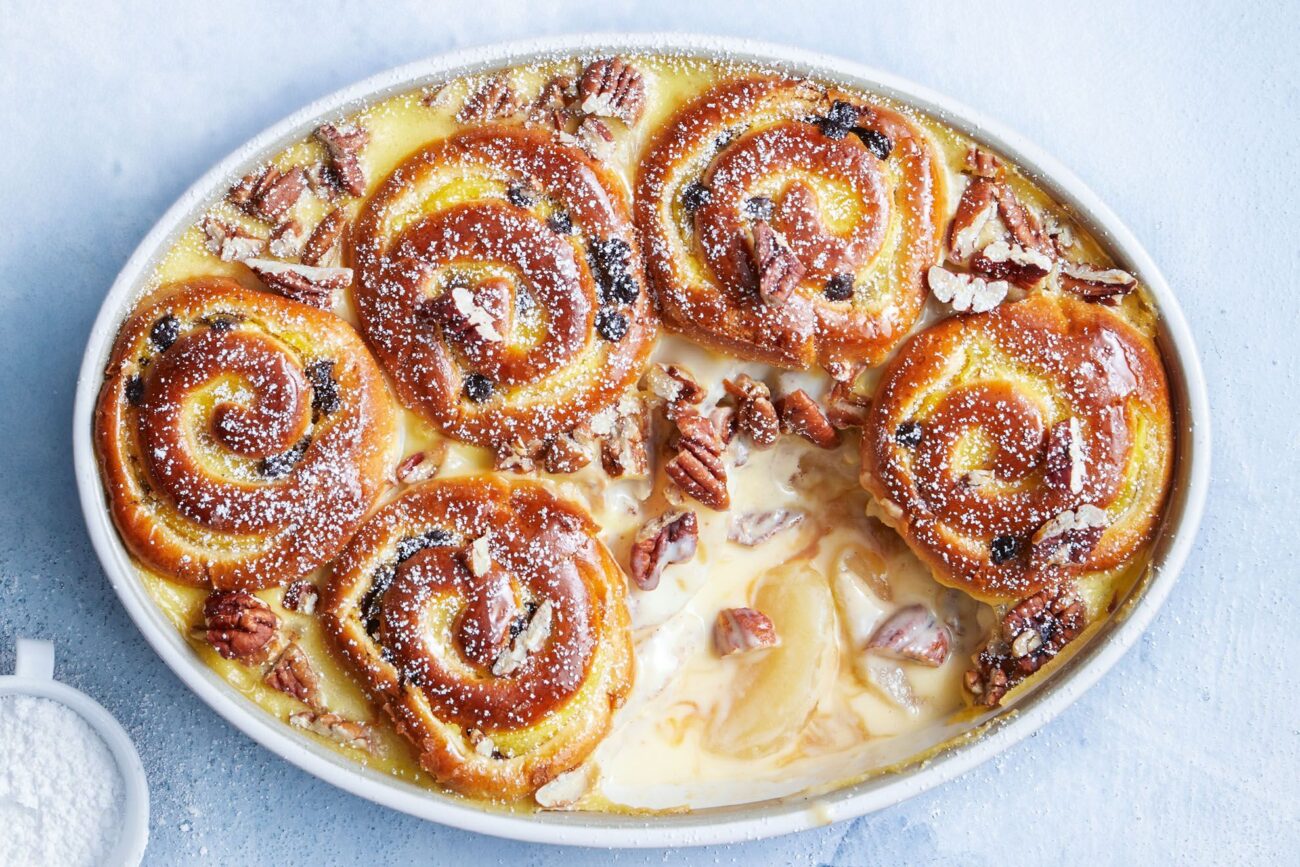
[
  {"x1": 94, "y1": 278, "x2": 398, "y2": 590},
  {"x1": 350, "y1": 126, "x2": 656, "y2": 448},
  {"x1": 636, "y1": 77, "x2": 944, "y2": 374},
  {"x1": 860, "y1": 292, "x2": 1173, "y2": 601},
  {"x1": 322, "y1": 476, "x2": 632, "y2": 800}
]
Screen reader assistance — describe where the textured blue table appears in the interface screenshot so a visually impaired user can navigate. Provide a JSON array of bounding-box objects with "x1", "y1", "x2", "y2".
[{"x1": 2, "y1": 1, "x2": 1296, "y2": 863}]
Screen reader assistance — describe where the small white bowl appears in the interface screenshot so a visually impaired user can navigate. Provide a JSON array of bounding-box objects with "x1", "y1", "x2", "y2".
[
  {"x1": 71, "y1": 34, "x2": 1210, "y2": 848},
  {"x1": 0, "y1": 639, "x2": 150, "y2": 865}
]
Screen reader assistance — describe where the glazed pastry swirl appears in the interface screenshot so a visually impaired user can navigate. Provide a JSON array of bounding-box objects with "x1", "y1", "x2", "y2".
[
  {"x1": 860, "y1": 293, "x2": 1173, "y2": 600},
  {"x1": 636, "y1": 76, "x2": 944, "y2": 373},
  {"x1": 351, "y1": 126, "x2": 656, "y2": 448},
  {"x1": 94, "y1": 278, "x2": 398, "y2": 590},
  {"x1": 322, "y1": 476, "x2": 632, "y2": 800}
]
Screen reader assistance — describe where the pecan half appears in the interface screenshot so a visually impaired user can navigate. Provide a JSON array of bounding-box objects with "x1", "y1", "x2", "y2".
[
  {"x1": 665, "y1": 409, "x2": 729, "y2": 510},
  {"x1": 971, "y1": 239, "x2": 1052, "y2": 288},
  {"x1": 458, "y1": 75, "x2": 521, "y2": 124},
  {"x1": 539, "y1": 430, "x2": 593, "y2": 474},
  {"x1": 281, "y1": 581, "x2": 319, "y2": 614},
  {"x1": 866, "y1": 604, "x2": 952, "y2": 667},
  {"x1": 628, "y1": 511, "x2": 699, "y2": 591},
  {"x1": 714, "y1": 607, "x2": 780, "y2": 657},
  {"x1": 776, "y1": 389, "x2": 842, "y2": 448},
  {"x1": 313, "y1": 122, "x2": 369, "y2": 197},
  {"x1": 201, "y1": 215, "x2": 264, "y2": 262},
  {"x1": 748, "y1": 221, "x2": 805, "y2": 305},
  {"x1": 264, "y1": 643, "x2": 322, "y2": 707},
  {"x1": 246, "y1": 259, "x2": 353, "y2": 309},
  {"x1": 228, "y1": 165, "x2": 306, "y2": 222},
  {"x1": 1059, "y1": 262, "x2": 1137, "y2": 301},
  {"x1": 965, "y1": 582, "x2": 1086, "y2": 707},
  {"x1": 825, "y1": 382, "x2": 871, "y2": 430},
  {"x1": 927, "y1": 265, "x2": 1008, "y2": 314},
  {"x1": 727, "y1": 509, "x2": 804, "y2": 546},
  {"x1": 1030, "y1": 504, "x2": 1107, "y2": 568},
  {"x1": 1043, "y1": 417, "x2": 1085, "y2": 494},
  {"x1": 301, "y1": 207, "x2": 349, "y2": 267},
  {"x1": 948, "y1": 180, "x2": 998, "y2": 263},
  {"x1": 268, "y1": 219, "x2": 307, "y2": 259},
  {"x1": 724, "y1": 375, "x2": 779, "y2": 448},
  {"x1": 645, "y1": 363, "x2": 706, "y2": 419},
  {"x1": 289, "y1": 711, "x2": 378, "y2": 754},
  {"x1": 578, "y1": 57, "x2": 647, "y2": 126},
  {"x1": 203, "y1": 590, "x2": 280, "y2": 665}
]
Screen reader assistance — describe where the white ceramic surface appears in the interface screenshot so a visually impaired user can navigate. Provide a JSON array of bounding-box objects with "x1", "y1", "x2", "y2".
[
  {"x1": 71, "y1": 34, "x2": 1210, "y2": 848},
  {"x1": 0, "y1": 639, "x2": 151, "y2": 865}
]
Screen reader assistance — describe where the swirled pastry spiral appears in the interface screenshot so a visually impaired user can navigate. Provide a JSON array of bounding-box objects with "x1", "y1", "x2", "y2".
[
  {"x1": 860, "y1": 293, "x2": 1173, "y2": 600},
  {"x1": 322, "y1": 476, "x2": 633, "y2": 800},
  {"x1": 94, "y1": 278, "x2": 399, "y2": 590},
  {"x1": 635, "y1": 77, "x2": 944, "y2": 373},
  {"x1": 351, "y1": 126, "x2": 656, "y2": 448}
]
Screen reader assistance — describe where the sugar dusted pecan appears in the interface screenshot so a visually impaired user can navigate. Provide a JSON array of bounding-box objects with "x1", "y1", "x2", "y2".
[
  {"x1": 301, "y1": 207, "x2": 349, "y2": 267},
  {"x1": 966, "y1": 582, "x2": 1086, "y2": 707},
  {"x1": 714, "y1": 607, "x2": 780, "y2": 657},
  {"x1": 749, "y1": 221, "x2": 805, "y2": 305},
  {"x1": 573, "y1": 116, "x2": 616, "y2": 161},
  {"x1": 579, "y1": 57, "x2": 647, "y2": 126},
  {"x1": 665, "y1": 409, "x2": 729, "y2": 510},
  {"x1": 629, "y1": 510, "x2": 699, "y2": 591},
  {"x1": 825, "y1": 381, "x2": 871, "y2": 430},
  {"x1": 203, "y1": 590, "x2": 280, "y2": 665},
  {"x1": 866, "y1": 604, "x2": 952, "y2": 667},
  {"x1": 1044, "y1": 417, "x2": 1085, "y2": 494},
  {"x1": 228, "y1": 165, "x2": 306, "y2": 222},
  {"x1": 289, "y1": 711, "x2": 378, "y2": 754},
  {"x1": 927, "y1": 265, "x2": 1008, "y2": 314},
  {"x1": 268, "y1": 219, "x2": 307, "y2": 259},
  {"x1": 948, "y1": 178, "x2": 998, "y2": 263},
  {"x1": 776, "y1": 389, "x2": 841, "y2": 448},
  {"x1": 459, "y1": 74, "x2": 521, "y2": 124},
  {"x1": 724, "y1": 375, "x2": 779, "y2": 448},
  {"x1": 645, "y1": 363, "x2": 705, "y2": 419},
  {"x1": 201, "y1": 215, "x2": 264, "y2": 263},
  {"x1": 971, "y1": 239, "x2": 1052, "y2": 288},
  {"x1": 592, "y1": 395, "x2": 649, "y2": 479},
  {"x1": 246, "y1": 258, "x2": 353, "y2": 309},
  {"x1": 396, "y1": 441, "x2": 448, "y2": 484},
  {"x1": 264, "y1": 643, "x2": 322, "y2": 707},
  {"x1": 281, "y1": 581, "x2": 319, "y2": 614},
  {"x1": 539, "y1": 430, "x2": 593, "y2": 474},
  {"x1": 529, "y1": 74, "x2": 577, "y2": 130},
  {"x1": 314, "y1": 122, "x2": 369, "y2": 197},
  {"x1": 1059, "y1": 262, "x2": 1137, "y2": 301},
  {"x1": 492, "y1": 600, "x2": 553, "y2": 677},
  {"x1": 1030, "y1": 504, "x2": 1107, "y2": 568},
  {"x1": 493, "y1": 438, "x2": 541, "y2": 474}
]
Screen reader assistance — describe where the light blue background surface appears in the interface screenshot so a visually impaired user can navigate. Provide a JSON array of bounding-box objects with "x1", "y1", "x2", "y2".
[{"x1": 2, "y1": 1, "x2": 1296, "y2": 863}]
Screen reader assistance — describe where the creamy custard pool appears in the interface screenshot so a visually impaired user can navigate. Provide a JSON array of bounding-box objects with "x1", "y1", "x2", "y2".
[{"x1": 116, "y1": 54, "x2": 1158, "y2": 813}]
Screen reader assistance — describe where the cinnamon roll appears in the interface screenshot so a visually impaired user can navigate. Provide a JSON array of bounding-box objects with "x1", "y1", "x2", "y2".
[
  {"x1": 94, "y1": 278, "x2": 398, "y2": 590},
  {"x1": 860, "y1": 293, "x2": 1173, "y2": 600},
  {"x1": 635, "y1": 77, "x2": 944, "y2": 374},
  {"x1": 321, "y1": 476, "x2": 633, "y2": 800},
  {"x1": 351, "y1": 126, "x2": 656, "y2": 448}
]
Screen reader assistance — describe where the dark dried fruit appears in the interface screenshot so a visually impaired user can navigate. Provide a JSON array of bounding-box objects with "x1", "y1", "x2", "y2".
[
  {"x1": 743, "y1": 196, "x2": 774, "y2": 221},
  {"x1": 125, "y1": 375, "x2": 144, "y2": 406},
  {"x1": 206, "y1": 314, "x2": 238, "y2": 333},
  {"x1": 150, "y1": 314, "x2": 180, "y2": 351},
  {"x1": 305, "y1": 360, "x2": 341, "y2": 416},
  {"x1": 816, "y1": 100, "x2": 858, "y2": 140},
  {"x1": 990, "y1": 534, "x2": 1021, "y2": 565},
  {"x1": 596, "y1": 308, "x2": 629, "y2": 342},
  {"x1": 463, "y1": 373, "x2": 494, "y2": 402},
  {"x1": 506, "y1": 182, "x2": 537, "y2": 208},
  {"x1": 894, "y1": 421, "x2": 923, "y2": 447},
  {"x1": 260, "y1": 436, "x2": 311, "y2": 479},
  {"x1": 396, "y1": 528, "x2": 454, "y2": 562},
  {"x1": 824, "y1": 273, "x2": 854, "y2": 301},
  {"x1": 547, "y1": 211, "x2": 573, "y2": 234},
  {"x1": 682, "y1": 181, "x2": 711, "y2": 213},
  {"x1": 852, "y1": 127, "x2": 893, "y2": 160}
]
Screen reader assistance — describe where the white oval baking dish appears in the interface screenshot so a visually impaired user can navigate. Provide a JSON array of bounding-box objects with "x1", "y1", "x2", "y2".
[{"x1": 72, "y1": 33, "x2": 1210, "y2": 848}]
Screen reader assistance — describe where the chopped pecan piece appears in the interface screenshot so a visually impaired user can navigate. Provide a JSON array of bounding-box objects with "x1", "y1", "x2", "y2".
[
  {"x1": 971, "y1": 239, "x2": 1052, "y2": 288},
  {"x1": 493, "y1": 438, "x2": 542, "y2": 474},
  {"x1": 591, "y1": 395, "x2": 649, "y2": 479},
  {"x1": 264, "y1": 643, "x2": 322, "y2": 707},
  {"x1": 281, "y1": 581, "x2": 319, "y2": 614},
  {"x1": 714, "y1": 607, "x2": 780, "y2": 657},
  {"x1": 727, "y1": 510, "x2": 804, "y2": 546},
  {"x1": 628, "y1": 510, "x2": 699, "y2": 591},
  {"x1": 289, "y1": 711, "x2": 378, "y2": 754},
  {"x1": 228, "y1": 165, "x2": 306, "y2": 222},
  {"x1": 665, "y1": 409, "x2": 729, "y2": 510},
  {"x1": 866, "y1": 604, "x2": 952, "y2": 667},
  {"x1": 1059, "y1": 262, "x2": 1137, "y2": 301},
  {"x1": 578, "y1": 57, "x2": 647, "y2": 126},
  {"x1": 395, "y1": 442, "x2": 448, "y2": 484},
  {"x1": 645, "y1": 363, "x2": 706, "y2": 419},
  {"x1": 948, "y1": 180, "x2": 998, "y2": 263},
  {"x1": 492, "y1": 600, "x2": 553, "y2": 676},
  {"x1": 573, "y1": 116, "x2": 616, "y2": 161},
  {"x1": 203, "y1": 590, "x2": 280, "y2": 665},
  {"x1": 1030, "y1": 504, "x2": 1107, "y2": 568},
  {"x1": 313, "y1": 122, "x2": 369, "y2": 197},
  {"x1": 966, "y1": 582, "x2": 1086, "y2": 707},
  {"x1": 709, "y1": 405, "x2": 738, "y2": 445},
  {"x1": 724, "y1": 375, "x2": 779, "y2": 448},
  {"x1": 776, "y1": 389, "x2": 841, "y2": 448},
  {"x1": 201, "y1": 215, "x2": 264, "y2": 262},
  {"x1": 458, "y1": 74, "x2": 521, "y2": 123},
  {"x1": 1043, "y1": 417, "x2": 1085, "y2": 494},
  {"x1": 246, "y1": 259, "x2": 353, "y2": 309},
  {"x1": 748, "y1": 221, "x2": 805, "y2": 305},
  {"x1": 825, "y1": 382, "x2": 871, "y2": 429},
  {"x1": 994, "y1": 183, "x2": 1052, "y2": 256},
  {"x1": 301, "y1": 207, "x2": 349, "y2": 267},
  {"x1": 268, "y1": 219, "x2": 307, "y2": 259},
  {"x1": 927, "y1": 265, "x2": 1008, "y2": 314},
  {"x1": 539, "y1": 431, "x2": 593, "y2": 474},
  {"x1": 528, "y1": 74, "x2": 577, "y2": 130}
]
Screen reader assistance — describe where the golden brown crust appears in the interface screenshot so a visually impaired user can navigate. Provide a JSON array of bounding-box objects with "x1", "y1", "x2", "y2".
[
  {"x1": 94, "y1": 278, "x2": 399, "y2": 590},
  {"x1": 860, "y1": 293, "x2": 1174, "y2": 600},
  {"x1": 635, "y1": 77, "x2": 944, "y2": 371},
  {"x1": 350, "y1": 125, "x2": 656, "y2": 448},
  {"x1": 321, "y1": 476, "x2": 633, "y2": 801}
]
